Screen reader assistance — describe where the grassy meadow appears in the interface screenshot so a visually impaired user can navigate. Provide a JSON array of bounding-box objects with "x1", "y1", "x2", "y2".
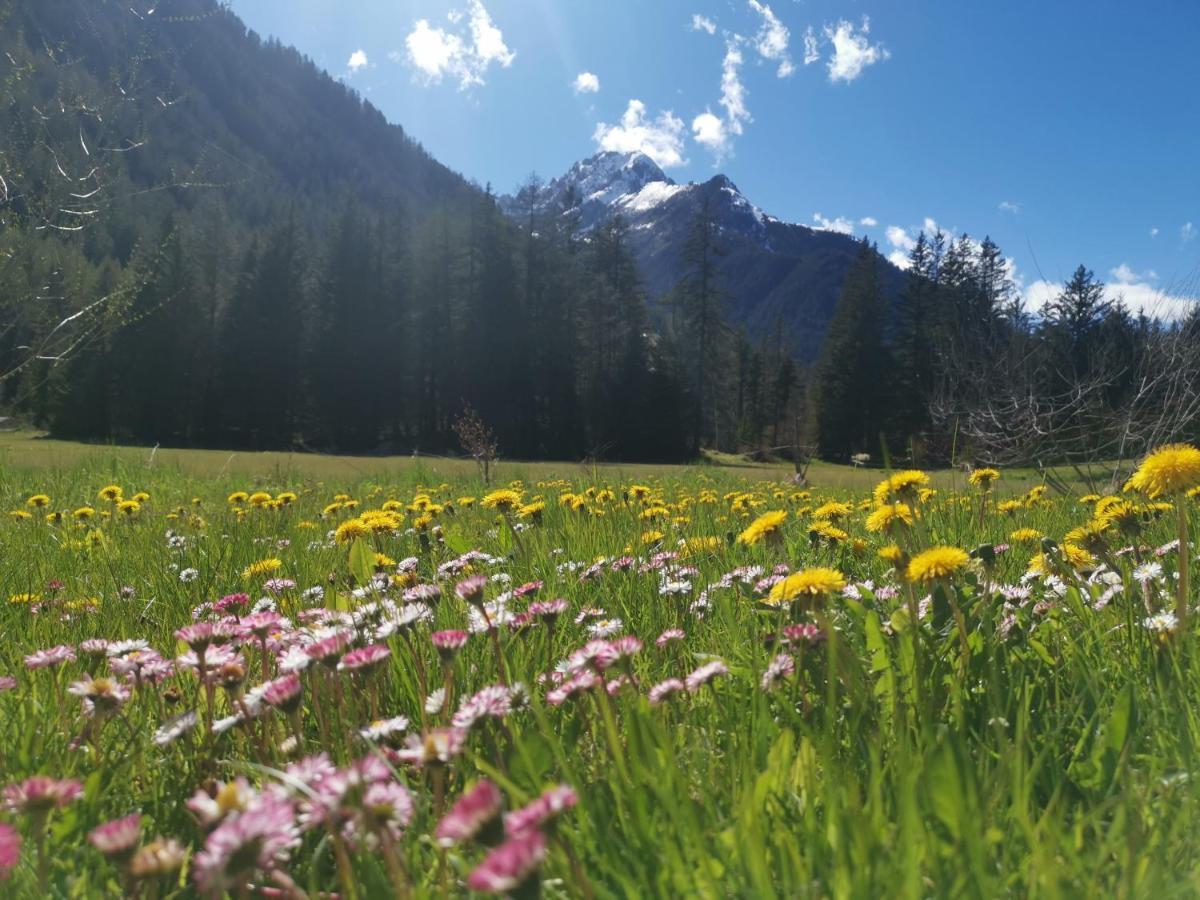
[{"x1": 1, "y1": 431, "x2": 1199, "y2": 897}]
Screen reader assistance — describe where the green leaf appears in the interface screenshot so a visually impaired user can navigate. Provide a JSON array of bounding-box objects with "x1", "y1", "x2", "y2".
[{"x1": 348, "y1": 537, "x2": 375, "y2": 586}]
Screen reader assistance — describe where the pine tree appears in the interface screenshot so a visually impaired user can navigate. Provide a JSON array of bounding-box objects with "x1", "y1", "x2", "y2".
[
  {"x1": 810, "y1": 239, "x2": 891, "y2": 462},
  {"x1": 676, "y1": 195, "x2": 728, "y2": 454}
]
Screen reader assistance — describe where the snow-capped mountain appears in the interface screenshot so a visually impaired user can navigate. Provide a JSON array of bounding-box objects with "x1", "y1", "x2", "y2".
[{"x1": 499, "y1": 151, "x2": 902, "y2": 361}]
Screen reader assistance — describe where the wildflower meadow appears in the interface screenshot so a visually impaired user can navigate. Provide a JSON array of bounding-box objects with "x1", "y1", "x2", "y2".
[{"x1": 2, "y1": 445, "x2": 1200, "y2": 897}]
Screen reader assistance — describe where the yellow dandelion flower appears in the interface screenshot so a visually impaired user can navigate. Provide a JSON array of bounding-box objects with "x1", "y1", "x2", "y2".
[
  {"x1": 242, "y1": 558, "x2": 283, "y2": 580},
  {"x1": 812, "y1": 501, "x2": 853, "y2": 521},
  {"x1": 1126, "y1": 443, "x2": 1200, "y2": 497},
  {"x1": 1061, "y1": 542, "x2": 1096, "y2": 571},
  {"x1": 98, "y1": 485, "x2": 123, "y2": 502},
  {"x1": 334, "y1": 518, "x2": 371, "y2": 544},
  {"x1": 1009, "y1": 528, "x2": 1043, "y2": 544},
  {"x1": 873, "y1": 470, "x2": 931, "y2": 505},
  {"x1": 26, "y1": 494, "x2": 51, "y2": 508},
  {"x1": 640, "y1": 529, "x2": 664, "y2": 545},
  {"x1": 767, "y1": 567, "x2": 847, "y2": 606},
  {"x1": 9, "y1": 510, "x2": 31, "y2": 521},
  {"x1": 736, "y1": 510, "x2": 788, "y2": 546},
  {"x1": 117, "y1": 500, "x2": 141, "y2": 516},
  {"x1": 968, "y1": 468, "x2": 1000, "y2": 488},
  {"x1": 1064, "y1": 519, "x2": 1110, "y2": 553},
  {"x1": 906, "y1": 546, "x2": 970, "y2": 583},
  {"x1": 808, "y1": 519, "x2": 849, "y2": 544},
  {"x1": 276, "y1": 492, "x2": 298, "y2": 505},
  {"x1": 131, "y1": 491, "x2": 151, "y2": 503},
  {"x1": 482, "y1": 489, "x2": 522, "y2": 511},
  {"x1": 865, "y1": 503, "x2": 914, "y2": 534},
  {"x1": 879, "y1": 544, "x2": 906, "y2": 566},
  {"x1": 518, "y1": 500, "x2": 546, "y2": 519},
  {"x1": 73, "y1": 506, "x2": 95, "y2": 519},
  {"x1": 227, "y1": 491, "x2": 249, "y2": 505}
]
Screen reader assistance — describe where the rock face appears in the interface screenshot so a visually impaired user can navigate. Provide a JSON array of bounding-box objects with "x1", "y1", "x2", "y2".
[{"x1": 500, "y1": 151, "x2": 903, "y2": 362}]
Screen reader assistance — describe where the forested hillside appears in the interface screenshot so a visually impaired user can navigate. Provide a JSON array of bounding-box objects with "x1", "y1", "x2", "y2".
[{"x1": 0, "y1": 0, "x2": 699, "y2": 459}]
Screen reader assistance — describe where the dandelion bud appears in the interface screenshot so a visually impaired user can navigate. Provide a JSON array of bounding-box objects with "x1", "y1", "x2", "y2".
[{"x1": 129, "y1": 838, "x2": 186, "y2": 881}]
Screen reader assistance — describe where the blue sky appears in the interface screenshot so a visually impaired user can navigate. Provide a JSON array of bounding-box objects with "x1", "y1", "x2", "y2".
[{"x1": 225, "y1": 0, "x2": 1200, "y2": 315}]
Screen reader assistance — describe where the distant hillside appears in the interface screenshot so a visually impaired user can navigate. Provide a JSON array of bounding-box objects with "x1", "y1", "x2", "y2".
[
  {"x1": 500, "y1": 151, "x2": 905, "y2": 361},
  {"x1": 1, "y1": 0, "x2": 476, "y2": 240},
  {"x1": 0, "y1": 0, "x2": 698, "y2": 460}
]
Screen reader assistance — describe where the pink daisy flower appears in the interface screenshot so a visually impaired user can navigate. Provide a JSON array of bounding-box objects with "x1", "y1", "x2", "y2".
[
  {"x1": 24, "y1": 644, "x2": 76, "y2": 670},
  {"x1": 0, "y1": 822, "x2": 19, "y2": 881},
  {"x1": 648, "y1": 678, "x2": 686, "y2": 706},
  {"x1": 435, "y1": 780, "x2": 504, "y2": 847},
  {"x1": 193, "y1": 796, "x2": 299, "y2": 895},
  {"x1": 3, "y1": 776, "x2": 82, "y2": 814},
  {"x1": 88, "y1": 813, "x2": 141, "y2": 859},
  {"x1": 466, "y1": 828, "x2": 547, "y2": 894},
  {"x1": 338, "y1": 644, "x2": 391, "y2": 673},
  {"x1": 505, "y1": 785, "x2": 577, "y2": 837},
  {"x1": 685, "y1": 660, "x2": 729, "y2": 693}
]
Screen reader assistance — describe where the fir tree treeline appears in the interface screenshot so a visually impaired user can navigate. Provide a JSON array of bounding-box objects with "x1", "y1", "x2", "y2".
[
  {"x1": 35, "y1": 190, "x2": 696, "y2": 460},
  {"x1": 807, "y1": 233, "x2": 1200, "y2": 465}
]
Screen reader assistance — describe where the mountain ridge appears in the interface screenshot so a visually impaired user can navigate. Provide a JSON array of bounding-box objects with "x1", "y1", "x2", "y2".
[{"x1": 499, "y1": 151, "x2": 904, "y2": 361}]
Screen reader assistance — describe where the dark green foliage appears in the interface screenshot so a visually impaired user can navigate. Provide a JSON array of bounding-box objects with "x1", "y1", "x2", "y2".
[{"x1": 1, "y1": 0, "x2": 694, "y2": 461}]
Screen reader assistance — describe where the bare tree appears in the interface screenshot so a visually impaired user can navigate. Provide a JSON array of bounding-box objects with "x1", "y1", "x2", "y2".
[
  {"x1": 931, "y1": 279, "x2": 1200, "y2": 491},
  {"x1": 452, "y1": 403, "x2": 499, "y2": 484}
]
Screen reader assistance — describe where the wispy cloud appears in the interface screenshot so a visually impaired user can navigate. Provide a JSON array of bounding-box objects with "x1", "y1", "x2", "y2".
[
  {"x1": 824, "y1": 17, "x2": 890, "y2": 83},
  {"x1": 692, "y1": 38, "x2": 751, "y2": 160},
  {"x1": 860, "y1": 216, "x2": 878, "y2": 227},
  {"x1": 573, "y1": 71, "x2": 600, "y2": 94},
  {"x1": 998, "y1": 200, "x2": 1020, "y2": 214},
  {"x1": 594, "y1": 100, "x2": 687, "y2": 168},
  {"x1": 1110, "y1": 262, "x2": 1157, "y2": 285},
  {"x1": 1183, "y1": 221, "x2": 1197, "y2": 242},
  {"x1": 748, "y1": 1, "x2": 794, "y2": 77},
  {"x1": 690, "y1": 14, "x2": 717, "y2": 35},
  {"x1": 802, "y1": 26, "x2": 819, "y2": 65},
  {"x1": 347, "y1": 49, "x2": 369, "y2": 73},
  {"x1": 401, "y1": 0, "x2": 514, "y2": 90}
]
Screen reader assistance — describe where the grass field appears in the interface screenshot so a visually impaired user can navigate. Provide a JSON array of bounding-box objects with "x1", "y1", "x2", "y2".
[
  {"x1": 0, "y1": 431, "x2": 1198, "y2": 897},
  {"x1": 0, "y1": 429, "x2": 1086, "y2": 494}
]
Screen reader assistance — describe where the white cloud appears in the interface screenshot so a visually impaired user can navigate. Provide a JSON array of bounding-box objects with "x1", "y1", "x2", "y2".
[
  {"x1": 402, "y1": 0, "x2": 514, "y2": 90},
  {"x1": 1110, "y1": 263, "x2": 1157, "y2": 285},
  {"x1": 594, "y1": 100, "x2": 687, "y2": 168},
  {"x1": 573, "y1": 71, "x2": 600, "y2": 94},
  {"x1": 719, "y1": 41, "x2": 750, "y2": 136},
  {"x1": 860, "y1": 216, "x2": 878, "y2": 227},
  {"x1": 347, "y1": 49, "x2": 369, "y2": 72},
  {"x1": 691, "y1": 111, "x2": 727, "y2": 153},
  {"x1": 1026, "y1": 275, "x2": 1196, "y2": 322},
  {"x1": 825, "y1": 17, "x2": 890, "y2": 83},
  {"x1": 803, "y1": 26, "x2": 820, "y2": 65},
  {"x1": 690, "y1": 14, "x2": 717, "y2": 35},
  {"x1": 748, "y1": 1, "x2": 794, "y2": 77},
  {"x1": 998, "y1": 200, "x2": 1020, "y2": 214},
  {"x1": 812, "y1": 213, "x2": 855, "y2": 235},
  {"x1": 885, "y1": 224, "x2": 917, "y2": 269},
  {"x1": 1150, "y1": 227, "x2": 1160, "y2": 237},
  {"x1": 693, "y1": 39, "x2": 751, "y2": 160},
  {"x1": 1183, "y1": 221, "x2": 1197, "y2": 242}
]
